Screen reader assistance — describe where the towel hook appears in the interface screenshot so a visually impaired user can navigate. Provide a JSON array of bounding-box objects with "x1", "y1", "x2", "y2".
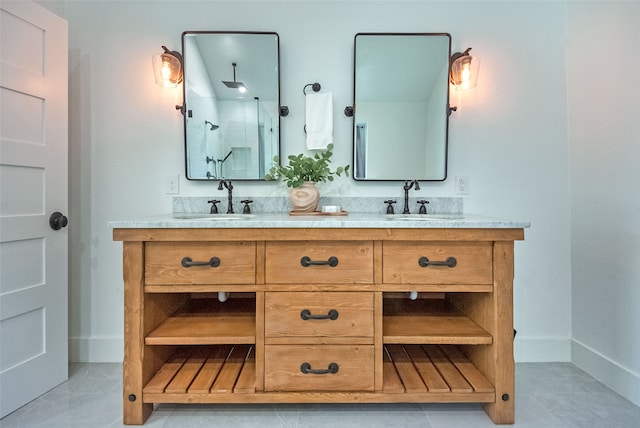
[{"x1": 303, "y1": 82, "x2": 321, "y2": 95}]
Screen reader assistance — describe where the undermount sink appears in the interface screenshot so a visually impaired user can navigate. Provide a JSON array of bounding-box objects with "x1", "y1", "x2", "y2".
[
  {"x1": 386, "y1": 214, "x2": 463, "y2": 221},
  {"x1": 173, "y1": 214, "x2": 256, "y2": 221}
]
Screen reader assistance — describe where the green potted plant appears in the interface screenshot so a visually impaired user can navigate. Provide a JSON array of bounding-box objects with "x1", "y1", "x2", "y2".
[{"x1": 265, "y1": 144, "x2": 350, "y2": 212}]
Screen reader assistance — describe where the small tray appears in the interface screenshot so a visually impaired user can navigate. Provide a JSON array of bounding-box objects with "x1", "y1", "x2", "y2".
[{"x1": 289, "y1": 211, "x2": 349, "y2": 216}]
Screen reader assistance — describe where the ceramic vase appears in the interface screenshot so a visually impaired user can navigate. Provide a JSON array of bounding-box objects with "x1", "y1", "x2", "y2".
[{"x1": 290, "y1": 181, "x2": 320, "y2": 212}]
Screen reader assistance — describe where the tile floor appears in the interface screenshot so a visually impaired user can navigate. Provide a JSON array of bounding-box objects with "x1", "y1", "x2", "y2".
[{"x1": 1, "y1": 363, "x2": 639, "y2": 427}]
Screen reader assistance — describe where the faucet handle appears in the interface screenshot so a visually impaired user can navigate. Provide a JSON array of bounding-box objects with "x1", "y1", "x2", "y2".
[
  {"x1": 241, "y1": 199, "x2": 253, "y2": 214},
  {"x1": 417, "y1": 199, "x2": 430, "y2": 214},
  {"x1": 384, "y1": 199, "x2": 397, "y2": 214},
  {"x1": 208, "y1": 199, "x2": 221, "y2": 214}
]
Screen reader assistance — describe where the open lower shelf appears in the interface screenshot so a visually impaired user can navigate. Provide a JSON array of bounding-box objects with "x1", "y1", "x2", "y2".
[
  {"x1": 383, "y1": 344, "x2": 494, "y2": 394},
  {"x1": 383, "y1": 298, "x2": 491, "y2": 344},
  {"x1": 144, "y1": 345, "x2": 255, "y2": 398},
  {"x1": 143, "y1": 344, "x2": 494, "y2": 404},
  {"x1": 146, "y1": 298, "x2": 256, "y2": 345}
]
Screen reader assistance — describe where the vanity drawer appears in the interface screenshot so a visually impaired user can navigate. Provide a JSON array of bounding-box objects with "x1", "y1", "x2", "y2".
[
  {"x1": 265, "y1": 292, "x2": 373, "y2": 339},
  {"x1": 383, "y1": 241, "x2": 493, "y2": 284},
  {"x1": 145, "y1": 242, "x2": 256, "y2": 285},
  {"x1": 264, "y1": 345, "x2": 374, "y2": 391},
  {"x1": 265, "y1": 241, "x2": 373, "y2": 284}
]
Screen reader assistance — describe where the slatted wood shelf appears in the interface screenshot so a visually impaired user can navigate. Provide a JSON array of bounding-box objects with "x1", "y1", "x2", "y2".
[
  {"x1": 144, "y1": 344, "x2": 494, "y2": 404},
  {"x1": 383, "y1": 344, "x2": 494, "y2": 395},
  {"x1": 146, "y1": 298, "x2": 256, "y2": 345},
  {"x1": 143, "y1": 345, "x2": 255, "y2": 399},
  {"x1": 383, "y1": 298, "x2": 491, "y2": 344}
]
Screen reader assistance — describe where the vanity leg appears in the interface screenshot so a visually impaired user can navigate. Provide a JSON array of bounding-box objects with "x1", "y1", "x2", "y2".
[
  {"x1": 122, "y1": 242, "x2": 152, "y2": 424},
  {"x1": 482, "y1": 241, "x2": 515, "y2": 424},
  {"x1": 123, "y1": 361, "x2": 151, "y2": 424}
]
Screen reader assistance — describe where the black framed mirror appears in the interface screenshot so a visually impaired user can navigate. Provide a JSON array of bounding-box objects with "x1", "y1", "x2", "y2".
[
  {"x1": 351, "y1": 33, "x2": 451, "y2": 181},
  {"x1": 182, "y1": 31, "x2": 280, "y2": 180}
]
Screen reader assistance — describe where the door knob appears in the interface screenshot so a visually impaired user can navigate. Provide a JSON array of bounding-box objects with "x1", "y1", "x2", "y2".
[{"x1": 49, "y1": 212, "x2": 68, "y2": 230}]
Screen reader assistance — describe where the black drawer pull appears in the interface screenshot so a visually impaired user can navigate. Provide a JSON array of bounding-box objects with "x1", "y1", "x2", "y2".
[
  {"x1": 300, "y1": 256, "x2": 339, "y2": 267},
  {"x1": 300, "y1": 309, "x2": 339, "y2": 321},
  {"x1": 181, "y1": 256, "x2": 221, "y2": 268},
  {"x1": 300, "y1": 362, "x2": 339, "y2": 375},
  {"x1": 418, "y1": 256, "x2": 457, "y2": 268}
]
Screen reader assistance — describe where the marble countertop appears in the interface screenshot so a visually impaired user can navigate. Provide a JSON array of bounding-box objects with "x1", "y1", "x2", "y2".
[{"x1": 109, "y1": 212, "x2": 530, "y2": 229}]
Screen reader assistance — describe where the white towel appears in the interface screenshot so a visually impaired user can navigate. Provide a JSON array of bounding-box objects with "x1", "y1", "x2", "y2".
[{"x1": 305, "y1": 92, "x2": 333, "y2": 150}]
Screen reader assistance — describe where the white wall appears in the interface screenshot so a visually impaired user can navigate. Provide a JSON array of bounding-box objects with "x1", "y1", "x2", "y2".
[
  {"x1": 37, "y1": 1, "x2": 572, "y2": 364},
  {"x1": 567, "y1": 1, "x2": 640, "y2": 406}
]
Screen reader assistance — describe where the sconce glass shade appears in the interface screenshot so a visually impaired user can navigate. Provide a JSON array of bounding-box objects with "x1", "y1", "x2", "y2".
[
  {"x1": 152, "y1": 46, "x2": 183, "y2": 88},
  {"x1": 450, "y1": 48, "x2": 480, "y2": 90}
]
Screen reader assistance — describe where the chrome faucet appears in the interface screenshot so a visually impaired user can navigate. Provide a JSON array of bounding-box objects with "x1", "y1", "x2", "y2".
[
  {"x1": 402, "y1": 180, "x2": 421, "y2": 214},
  {"x1": 218, "y1": 179, "x2": 234, "y2": 214}
]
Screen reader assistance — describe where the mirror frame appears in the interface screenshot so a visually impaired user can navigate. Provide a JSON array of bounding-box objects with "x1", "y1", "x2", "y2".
[
  {"x1": 181, "y1": 31, "x2": 282, "y2": 181},
  {"x1": 351, "y1": 32, "x2": 452, "y2": 182}
]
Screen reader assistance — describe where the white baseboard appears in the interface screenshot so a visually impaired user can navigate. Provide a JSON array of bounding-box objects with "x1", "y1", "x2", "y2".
[
  {"x1": 514, "y1": 336, "x2": 572, "y2": 362},
  {"x1": 69, "y1": 336, "x2": 123, "y2": 362},
  {"x1": 572, "y1": 340, "x2": 640, "y2": 407}
]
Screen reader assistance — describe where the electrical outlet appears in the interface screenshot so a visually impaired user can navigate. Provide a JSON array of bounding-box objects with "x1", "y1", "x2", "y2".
[
  {"x1": 165, "y1": 175, "x2": 179, "y2": 194},
  {"x1": 455, "y1": 175, "x2": 470, "y2": 195}
]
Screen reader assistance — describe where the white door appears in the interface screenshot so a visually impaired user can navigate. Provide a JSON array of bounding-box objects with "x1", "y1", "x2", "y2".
[{"x1": 0, "y1": 1, "x2": 68, "y2": 418}]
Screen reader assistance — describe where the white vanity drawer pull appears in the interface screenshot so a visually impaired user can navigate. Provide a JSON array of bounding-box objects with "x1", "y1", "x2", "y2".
[
  {"x1": 418, "y1": 256, "x2": 457, "y2": 268},
  {"x1": 181, "y1": 256, "x2": 221, "y2": 268}
]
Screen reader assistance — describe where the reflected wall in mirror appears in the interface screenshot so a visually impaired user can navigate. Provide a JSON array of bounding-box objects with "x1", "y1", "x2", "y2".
[
  {"x1": 182, "y1": 32, "x2": 280, "y2": 180},
  {"x1": 352, "y1": 33, "x2": 451, "y2": 181}
]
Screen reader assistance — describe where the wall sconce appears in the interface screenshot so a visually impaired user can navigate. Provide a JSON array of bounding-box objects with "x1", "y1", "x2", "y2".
[
  {"x1": 152, "y1": 46, "x2": 183, "y2": 88},
  {"x1": 450, "y1": 47, "x2": 480, "y2": 90}
]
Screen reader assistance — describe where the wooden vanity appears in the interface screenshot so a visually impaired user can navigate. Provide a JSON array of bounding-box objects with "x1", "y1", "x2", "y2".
[{"x1": 113, "y1": 223, "x2": 524, "y2": 425}]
